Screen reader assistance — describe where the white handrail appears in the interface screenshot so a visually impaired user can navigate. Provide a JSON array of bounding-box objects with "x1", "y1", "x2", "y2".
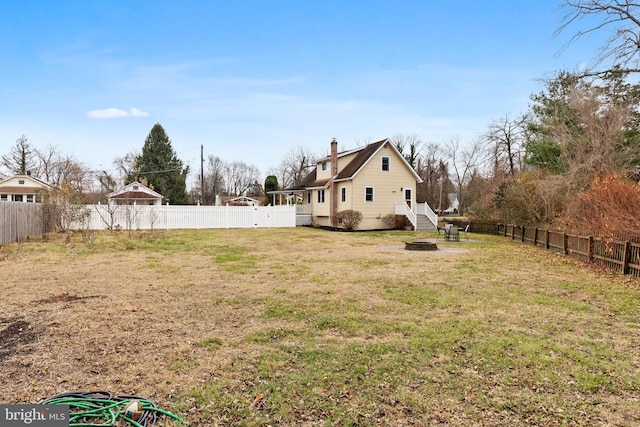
[
  {"x1": 395, "y1": 202, "x2": 416, "y2": 228},
  {"x1": 416, "y1": 202, "x2": 438, "y2": 228}
]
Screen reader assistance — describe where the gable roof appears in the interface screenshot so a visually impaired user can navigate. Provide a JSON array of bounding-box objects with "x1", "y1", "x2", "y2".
[
  {"x1": 107, "y1": 182, "x2": 163, "y2": 200},
  {"x1": 335, "y1": 139, "x2": 387, "y2": 181},
  {"x1": 0, "y1": 173, "x2": 54, "y2": 192},
  {"x1": 295, "y1": 138, "x2": 422, "y2": 189}
]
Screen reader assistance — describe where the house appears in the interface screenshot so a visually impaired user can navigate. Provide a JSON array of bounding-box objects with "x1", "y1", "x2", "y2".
[
  {"x1": 107, "y1": 182, "x2": 164, "y2": 206},
  {"x1": 270, "y1": 138, "x2": 438, "y2": 231},
  {"x1": 215, "y1": 195, "x2": 264, "y2": 206},
  {"x1": 0, "y1": 173, "x2": 53, "y2": 203},
  {"x1": 443, "y1": 193, "x2": 460, "y2": 215}
]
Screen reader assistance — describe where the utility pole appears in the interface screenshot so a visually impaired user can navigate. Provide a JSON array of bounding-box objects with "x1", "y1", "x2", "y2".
[{"x1": 200, "y1": 145, "x2": 204, "y2": 204}]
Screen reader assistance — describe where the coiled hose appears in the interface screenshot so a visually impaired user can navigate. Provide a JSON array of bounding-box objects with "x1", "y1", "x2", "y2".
[{"x1": 41, "y1": 390, "x2": 186, "y2": 426}]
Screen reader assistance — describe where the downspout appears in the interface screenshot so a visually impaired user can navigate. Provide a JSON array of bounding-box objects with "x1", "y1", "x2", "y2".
[{"x1": 330, "y1": 138, "x2": 338, "y2": 227}]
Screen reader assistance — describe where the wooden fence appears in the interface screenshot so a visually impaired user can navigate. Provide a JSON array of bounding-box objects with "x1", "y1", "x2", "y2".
[
  {"x1": 0, "y1": 202, "x2": 49, "y2": 245},
  {"x1": 498, "y1": 224, "x2": 640, "y2": 278}
]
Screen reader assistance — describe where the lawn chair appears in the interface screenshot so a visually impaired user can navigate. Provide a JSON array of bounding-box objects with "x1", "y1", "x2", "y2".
[
  {"x1": 447, "y1": 225, "x2": 460, "y2": 241},
  {"x1": 462, "y1": 224, "x2": 470, "y2": 240},
  {"x1": 441, "y1": 223, "x2": 453, "y2": 241}
]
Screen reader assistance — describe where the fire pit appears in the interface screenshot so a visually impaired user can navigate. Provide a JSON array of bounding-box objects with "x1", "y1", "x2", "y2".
[{"x1": 404, "y1": 240, "x2": 438, "y2": 251}]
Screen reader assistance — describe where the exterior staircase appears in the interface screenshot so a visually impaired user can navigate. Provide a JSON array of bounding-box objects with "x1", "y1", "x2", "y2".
[
  {"x1": 415, "y1": 214, "x2": 438, "y2": 231},
  {"x1": 396, "y1": 202, "x2": 439, "y2": 231}
]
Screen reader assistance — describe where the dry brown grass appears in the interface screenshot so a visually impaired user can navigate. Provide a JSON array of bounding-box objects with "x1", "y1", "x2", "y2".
[{"x1": 1, "y1": 228, "x2": 639, "y2": 426}]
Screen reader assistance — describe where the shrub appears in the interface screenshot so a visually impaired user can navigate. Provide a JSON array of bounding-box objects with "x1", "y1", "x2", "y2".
[
  {"x1": 561, "y1": 171, "x2": 640, "y2": 241},
  {"x1": 336, "y1": 210, "x2": 363, "y2": 231},
  {"x1": 382, "y1": 214, "x2": 397, "y2": 229}
]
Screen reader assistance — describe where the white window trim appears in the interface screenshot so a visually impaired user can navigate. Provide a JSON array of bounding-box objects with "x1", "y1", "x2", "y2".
[
  {"x1": 364, "y1": 186, "x2": 374, "y2": 203},
  {"x1": 317, "y1": 189, "x2": 325, "y2": 203},
  {"x1": 381, "y1": 156, "x2": 390, "y2": 172}
]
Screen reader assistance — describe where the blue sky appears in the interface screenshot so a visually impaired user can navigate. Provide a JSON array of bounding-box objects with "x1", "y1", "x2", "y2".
[{"x1": 0, "y1": 1, "x2": 606, "y2": 183}]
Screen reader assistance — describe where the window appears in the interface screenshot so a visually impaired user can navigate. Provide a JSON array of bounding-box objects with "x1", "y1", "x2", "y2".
[
  {"x1": 317, "y1": 189, "x2": 325, "y2": 203},
  {"x1": 381, "y1": 156, "x2": 390, "y2": 171},
  {"x1": 307, "y1": 192, "x2": 311, "y2": 204},
  {"x1": 0, "y1": 194, "x2": 7, "y2": 201},
  {"x1": 12, "y1": 195, "x2": 23, "y2": 202},
  {"x1": 26, "y1": 195, "x2": 34, "y2": 203},
  {"x1": 321, "y1": 162, "x2": 327, "y2": 171},
  {"x1": 341, "y1": 187, "x2": 346, "y2": 202},
  {"x1": 133, "y1": 185, "x2": 139, "y2": 190},
  {"x1": 18, "y1": 180, "x2": 25, "y2": 185},
  {"x1": 365, "y1": 187, "x2": 374, "y2": 202}
]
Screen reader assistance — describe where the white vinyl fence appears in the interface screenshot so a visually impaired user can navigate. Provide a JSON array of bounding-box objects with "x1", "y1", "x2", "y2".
[{"x1": 74, "y1": 204, "x2": 297, "y2": 230}]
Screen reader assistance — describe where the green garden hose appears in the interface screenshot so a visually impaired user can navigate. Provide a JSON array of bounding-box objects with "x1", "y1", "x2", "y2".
[{"x1": 41, "y1": 391, "x2": 185, "y2": 426}]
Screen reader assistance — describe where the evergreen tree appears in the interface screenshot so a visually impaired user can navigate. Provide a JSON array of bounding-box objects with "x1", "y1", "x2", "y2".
[
  {"x1": 128, "y1": 123, "x2": 189, "y2": 204},
  {"x1": 264, "y1": 175, "x2": 279, "y2": 205}
]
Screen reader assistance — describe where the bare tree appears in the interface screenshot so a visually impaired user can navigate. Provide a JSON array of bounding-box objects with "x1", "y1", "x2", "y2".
[
  {"x1": 113, "y1": 151, "x2": 139, "y2": 185},
  {"x1": 202, "y1": 155, "x2": 225, "y2": 204},
  {"x1": 558, "y1": 0, "x2": 640, "y2": 72},
  {"x1": 97, "y1": 171, "x2": 118, "y2": 198},
  {"x1": 444, "y1": 137, "x2": 483, "y2": 214},
  {"x1": 30, "y1": 145, "x2": 90, "y2": 193},
  {"x1": 94, "y1": 203, "x2": 120, "y2": 232},
  {"x1": 267, "y1": 146, "x2": 315, "y2": 189},
  {"x1": 414, "y1": 142, "x2": 446, "y2": 207},
  {"x1": 224, "y1": 161, "x2": 261, "y2": 196},
  {"x1": 1, "y1": 135, "x2": 37, "y2": 175},
  {"x1": 391, "y1": 134, "x2": 422, "y2": 169},
  {"x1": 483, "y1": 114, "x2": 527, "y2": 177}
]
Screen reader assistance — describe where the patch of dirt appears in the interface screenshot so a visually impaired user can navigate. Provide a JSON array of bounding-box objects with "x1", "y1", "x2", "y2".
[
  {"x1": 0, "y1": 318, "x2": 39, "y2": 362},
  {"x1": 34, "y1": 292, "x2": 103, "y2": 304}
]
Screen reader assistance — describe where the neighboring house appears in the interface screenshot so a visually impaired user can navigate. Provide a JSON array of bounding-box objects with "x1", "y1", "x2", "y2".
[
  {"x1": 270, "y1": 138, "x2": 437, "y2": 230},
  {"x1": 107, "y1": 182, "x2": 163, "y2": 206},
  {"x1": 215, "y1": 195, "x2": 264, "y2": 206},
  {"x1": 0, "y1": 173, "x2": 53, "y2": 203},
  {"x1": 444, "y1": 193, "x2": 460, "y2": 214}
]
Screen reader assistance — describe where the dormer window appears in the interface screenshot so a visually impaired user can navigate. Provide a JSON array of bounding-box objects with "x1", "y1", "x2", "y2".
[{"x1": 321, "y1": 162, "x2": 328, "y2": 171}]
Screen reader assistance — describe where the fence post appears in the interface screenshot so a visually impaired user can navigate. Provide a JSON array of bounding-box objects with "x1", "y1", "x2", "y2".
[
  {"x1": 563, "y1": 233, "x2": 568, "y2": 255},
  {"x1": 521, "y1": 225, "x2": 526, "y2": 243},
  {"x1": 545, "y1": 229, "x2": 549, "y2": 250},
  {"x1": 510, "y1": 224, "x2": 515, "y2": 240},
  {"x1": 587, "y1": 236, "x2": 593, "y2": 262},
  {"x1": 534, "y1": 227, "x2": 538, "y2": 246},
  {"x1": 623, "y1": 240, "x2": 630, "y2": 274}
]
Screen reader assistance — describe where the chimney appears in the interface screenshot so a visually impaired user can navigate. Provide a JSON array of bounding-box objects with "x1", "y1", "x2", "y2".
[{"x1": 330, "y1": 138, "x2": 338, "y2": 227}]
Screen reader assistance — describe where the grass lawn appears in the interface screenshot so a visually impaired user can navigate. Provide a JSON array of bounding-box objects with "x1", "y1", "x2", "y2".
[{"x1": 1, "y1": 227, "x2": 639, "y2": 426}]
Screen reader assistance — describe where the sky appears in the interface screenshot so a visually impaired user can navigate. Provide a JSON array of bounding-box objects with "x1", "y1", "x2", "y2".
[{"x1": 0, "y1": 1, "x2": 608, "y2": 185}]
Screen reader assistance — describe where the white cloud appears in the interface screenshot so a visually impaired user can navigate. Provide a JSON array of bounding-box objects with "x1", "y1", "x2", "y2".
[
  {"x1": 86, "y1": 107, "x2": 149, "y2": 119},
  {"x1": 129, "y1": 107, "x2": 150, "y2": 118}
]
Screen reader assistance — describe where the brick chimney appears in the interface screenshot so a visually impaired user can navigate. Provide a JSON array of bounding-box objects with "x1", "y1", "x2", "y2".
[{"x1": 330, "y1": 138, "x2": 338, "y2": 227}]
